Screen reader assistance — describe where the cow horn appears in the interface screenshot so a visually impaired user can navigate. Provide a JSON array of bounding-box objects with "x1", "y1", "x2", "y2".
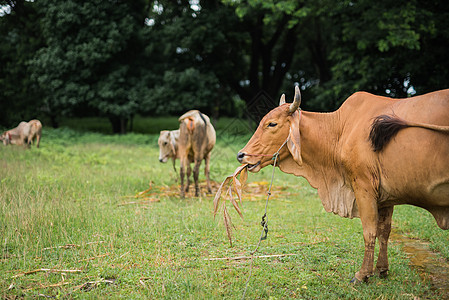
[
  {"x1": 289, "y1": 85, "x2": 301, "y2": 113},
  {"x1": 279, "y1": 94, "x2": 286, "y2": 106}
]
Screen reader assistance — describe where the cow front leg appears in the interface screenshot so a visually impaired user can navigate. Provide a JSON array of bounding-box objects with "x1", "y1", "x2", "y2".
[
  {"x1": 352, "y1": 190, "x2": 378, "y2": 283},
  {"x1": 375, "y1": 206, "x2": 394, "y2": 277},
  {"x1": 193, "y1": 159, "x2": 201, "y2": 197},
  {"x1": 171, "y1": 158, "x2": 178, "y2": 182}
]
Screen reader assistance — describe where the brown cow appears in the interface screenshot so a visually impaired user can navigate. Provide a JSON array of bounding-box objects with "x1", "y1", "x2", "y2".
[
  {"x1": 178, "y1": 110, "x2": 216, "y2": 197},
  {"x1": 158, "y1": 129, "x2": 180, "y2": 174},
  {"x1": 1, "y1": 119, "x2": 42, "y2": 148},
  {"x1": 237, "y1": 86, "x2": 449, "y2": 283}
]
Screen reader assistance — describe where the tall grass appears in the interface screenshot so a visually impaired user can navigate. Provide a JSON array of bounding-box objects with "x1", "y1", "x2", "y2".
[{"x1": 0, "y1": 123, "x2": 447, "y2": 299}]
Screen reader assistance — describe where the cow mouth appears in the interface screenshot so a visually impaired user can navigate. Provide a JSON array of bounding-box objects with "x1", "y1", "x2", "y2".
[{"x1": 247, "y1": 161, "x2": 261, "y2": 171}]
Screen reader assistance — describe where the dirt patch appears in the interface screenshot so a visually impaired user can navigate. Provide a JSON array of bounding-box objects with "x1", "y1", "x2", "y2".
[
  {"x1": 390, "y1": 231, "x2": 449, "y2": 298},
  {"x1": 132, "y1": 180, "x2": 281, "y2": 200}
]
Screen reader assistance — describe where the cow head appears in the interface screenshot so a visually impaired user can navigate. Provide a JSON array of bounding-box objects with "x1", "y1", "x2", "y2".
[
  {"x1": 158, "y1": 130, "x2": 177, "y2": 163},
  {"x1": 0, "y1": 132, "x2": 11, "y2": 145},
  {"x1": 237, "y1": 86, "x2": 302, "y2": 172}
]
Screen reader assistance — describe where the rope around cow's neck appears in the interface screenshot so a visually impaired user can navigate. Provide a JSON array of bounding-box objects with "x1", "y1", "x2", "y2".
[{"x1": 241, "y1": 138, "x2": 288, "y2": 299}]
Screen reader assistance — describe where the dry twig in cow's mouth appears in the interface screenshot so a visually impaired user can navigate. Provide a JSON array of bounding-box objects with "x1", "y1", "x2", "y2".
[{"x1": 213, "y1": 164, "x2": 249, "y2": 246}]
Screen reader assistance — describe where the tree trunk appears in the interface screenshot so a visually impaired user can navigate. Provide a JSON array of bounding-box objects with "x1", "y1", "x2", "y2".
[
  {"x1": 49, "y1": 113, "x2": 59, "y2": 128},
  {"x1": 109, "y1": 116, "x2": 128, "y2": 134}
]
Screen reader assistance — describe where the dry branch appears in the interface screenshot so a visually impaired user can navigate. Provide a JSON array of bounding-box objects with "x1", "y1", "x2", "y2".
[
  {"x1": 23, "y1": 281, "x2": 72, "y2": 291},
  {"x1": 205, "y1": 253, "x2": 298, "y2": 261},
  {"x1": 213, "y1": 164, "x2": 249, "y2": 246},
  {"x1": 213, "y1": 164, "x2": 248, "y2": 217}
]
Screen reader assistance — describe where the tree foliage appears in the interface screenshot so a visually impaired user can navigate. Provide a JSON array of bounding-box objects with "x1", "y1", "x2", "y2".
[
  {"x1": 0, "y1": 0, "x2": 43, "y2": 126},
  {"x1": 26, "y1": 0, "x2": 148, "y2": 132},
  {"x1": 0, "y1": 0, "x2": 448, "y2": 131}
]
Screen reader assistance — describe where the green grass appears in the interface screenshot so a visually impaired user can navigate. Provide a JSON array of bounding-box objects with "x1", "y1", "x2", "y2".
[{"x1": 1, "y1": 123, "x2": 448, "y2": 299}]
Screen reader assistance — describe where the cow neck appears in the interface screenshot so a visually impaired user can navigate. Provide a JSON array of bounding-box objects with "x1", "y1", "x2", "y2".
[{"x1": 300, "y1": 110, "x2": 342, "y2": 168}]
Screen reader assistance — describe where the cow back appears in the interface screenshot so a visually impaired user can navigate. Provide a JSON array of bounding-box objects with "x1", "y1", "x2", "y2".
[{"x1": 178, "y1": 110, "x2": 216, "y2": 158}]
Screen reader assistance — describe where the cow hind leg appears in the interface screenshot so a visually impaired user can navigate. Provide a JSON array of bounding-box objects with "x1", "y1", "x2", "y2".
[
  {"x1": 204, "y1": 152, "x2": 212, "y2": 193},
  {"x1": 375, "y1": 206, "x2": 394, "y2": 278},
  {"x1": 186, "y1": 164, "x2": 192, "y2": 193},
  {"x1": 180, "y1": 158, "x2": 188, "y2": 198},
  {"x1": 193, "y1": 159, "x2": 202, "y2": 197}
]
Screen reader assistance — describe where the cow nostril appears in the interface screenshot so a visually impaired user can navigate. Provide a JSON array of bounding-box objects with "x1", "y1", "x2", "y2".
[
  {"x1": 237, "y1": 152, "x2": 245, "y2": 163},
  {"x1": 159, "y1": 158, "x2": 163, "y2": 162}
]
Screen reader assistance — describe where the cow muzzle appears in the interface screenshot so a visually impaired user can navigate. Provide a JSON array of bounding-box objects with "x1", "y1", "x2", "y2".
[
  {"x1": 237, "y1": 152, "x2": 245, "y2": 163},
  {"x1": 236, "y1": 152, "x2": 262, "y2": 172}
]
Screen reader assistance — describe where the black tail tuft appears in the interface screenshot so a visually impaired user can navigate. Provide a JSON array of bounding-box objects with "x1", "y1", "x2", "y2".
[{"x1": 369, "y1": 115, "x2": 409, "y2": 152}]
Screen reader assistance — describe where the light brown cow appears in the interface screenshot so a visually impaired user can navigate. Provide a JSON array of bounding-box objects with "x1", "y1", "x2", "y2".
[
  {"x1": 1, "y1": 119, "x2": 42, "y2": 148},
  {"x1": 237, "y1": 86, "x2": 449, "y2": 283},
  {"x1": 158, "y1": 129, "x2": 180, "y2": 174},
  {"x1": 178, "y1": 110, "x2": 216, "y2": 197}
]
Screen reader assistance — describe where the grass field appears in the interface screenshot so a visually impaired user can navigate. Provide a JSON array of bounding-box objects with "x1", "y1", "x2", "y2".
[{"x1": 1, "y1": 119, "x2": 448, "y2": 299}]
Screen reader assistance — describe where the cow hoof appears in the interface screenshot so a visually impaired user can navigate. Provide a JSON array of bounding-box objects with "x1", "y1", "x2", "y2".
[
  {"x1": 350, "y1": 277, "x2": 362, "y2": 285},
  {"x1": 377, "y1": 270, "x2": 389, "y2": 278}
]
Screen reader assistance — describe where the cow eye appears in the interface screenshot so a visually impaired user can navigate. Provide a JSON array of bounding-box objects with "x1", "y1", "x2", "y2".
[
  {"x1": 163, "y1": 142, "x2": 168, "y2": 145},
  {"x1": 267, "y1": 122, "x2": 277, "y2": 127}
]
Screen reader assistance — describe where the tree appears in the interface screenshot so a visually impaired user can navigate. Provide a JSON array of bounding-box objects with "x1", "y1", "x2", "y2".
[
  {"x1": 145, "y1": 0, "x2": 304, "y2": 121},
  {"x1": 269, "y1": 0, "x2": 449, "y2": 110},
  {"x1": 0, "y1": 0, "x2": 43, "y2": 127},
  {"x1": 2, "y1": 0, "x2": 449, "y2": 132},
  {"x1": 28, "y1": 0, "x2": 148, "y2": 133}
]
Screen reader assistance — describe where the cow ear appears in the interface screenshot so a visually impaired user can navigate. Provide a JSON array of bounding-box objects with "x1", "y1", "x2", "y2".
[
  {"x1": 287, "y1": 111, "x2": 302, "y2": 164},
  {"x1": 170, "y1": 132, "x2": 177, "y2": 153}
]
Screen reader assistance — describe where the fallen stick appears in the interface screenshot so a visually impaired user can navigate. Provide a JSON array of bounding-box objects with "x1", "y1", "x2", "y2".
[
  {"x1": 71, "y1": 278, "x2": 115, "y2": 292},
  {"x1": 12, "y1": 268, "x2": 82, "y2": 278},
  {"x1": 85, "y1": 241, "x2": 106, "y2": 246},
  {"x1": 23, "y1": 281, "x2": 72, "y2": 291},
  {"x1": 42, "y1": 244, "x2": 78, "y2": 250},
  {"x1": 117, "y1": 199, "x2": 159, "y2": 206},
  {"x1": 42, "y1": 241, "x2": 105, "y2": 251},
  {"x1": 205, "y1": 253, "x2": 298, "y2": 261},
  {"x1": 77, "y1": 253, "x2": 110, "y2": 262}
]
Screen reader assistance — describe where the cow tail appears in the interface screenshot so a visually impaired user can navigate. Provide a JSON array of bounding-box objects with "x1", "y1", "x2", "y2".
[
  {"x1": 198, "y1": 112, "x2": 207, "y2": 125},
  {"x1": 369, "y1": 115, "x2": 408, "y2": 152},
  {"x1": 185, "y1": 117, "x2": 195, "y2": 133},
  {"x1": 198, "y1": 112, "x2": 208, "y2": 135}
]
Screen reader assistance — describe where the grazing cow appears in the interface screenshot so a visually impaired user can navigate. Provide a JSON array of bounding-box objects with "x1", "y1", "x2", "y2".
[
  {"x1": 178, "y1": 110, "x2": 216, "y2": 197},
  {"x1": 158, "y1": 129, "x2": 180, "y2": 174},
  {"x1": 1, "y1": 119, "x2": 42, "y2": 148},
  {"x1": 237, "y1": 86, "x2": 449, "y2": 283}
]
